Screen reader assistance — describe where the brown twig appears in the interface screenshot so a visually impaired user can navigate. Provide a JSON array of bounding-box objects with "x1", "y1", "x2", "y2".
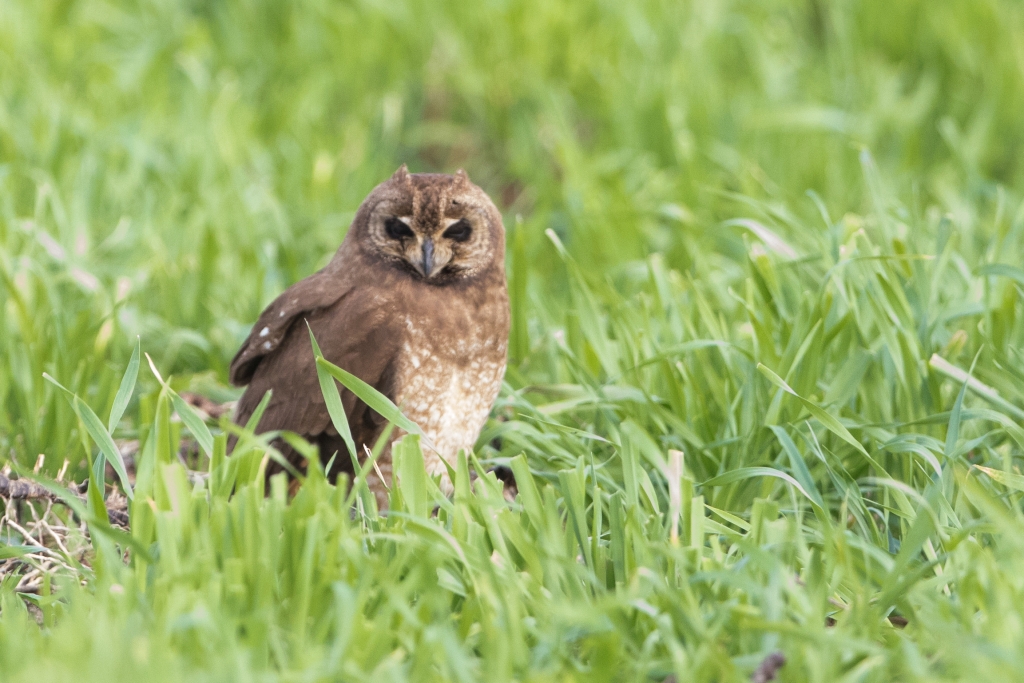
[
  {"x1": 0, "y1": 473, "x2": 129, "y2": 527},
  {"x1": 0, "y1": 474, "x2": 57, "y2": 501}
]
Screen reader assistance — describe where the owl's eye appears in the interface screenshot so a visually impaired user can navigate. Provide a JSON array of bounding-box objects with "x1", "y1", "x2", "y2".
[
  {"x1": 384, "y1": 217, "x2": 414, "y2": 240},
  {"x1": 443, "y1": 219, "x2": 472, "y2": 242}
]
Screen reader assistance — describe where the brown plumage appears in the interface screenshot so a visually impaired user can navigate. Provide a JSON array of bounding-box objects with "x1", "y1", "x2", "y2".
[{"x1": 229, "y1": 166, "x2": 510, "y2": 506}]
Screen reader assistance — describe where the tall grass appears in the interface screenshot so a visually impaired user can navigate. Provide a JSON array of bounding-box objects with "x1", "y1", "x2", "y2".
[{"x1": 2, "y1": 0, "x2": 1024, "y2": 680}]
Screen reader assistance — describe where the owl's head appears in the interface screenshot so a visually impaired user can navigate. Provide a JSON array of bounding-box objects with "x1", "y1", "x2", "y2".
[{"x1": 354, "y1": 166, "x2": 505, "y2": 284}]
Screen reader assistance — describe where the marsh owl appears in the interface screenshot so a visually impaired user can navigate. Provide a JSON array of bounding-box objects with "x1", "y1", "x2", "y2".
[{"x1": 229, "y1": 166, "x2": 510, "y2": 506}]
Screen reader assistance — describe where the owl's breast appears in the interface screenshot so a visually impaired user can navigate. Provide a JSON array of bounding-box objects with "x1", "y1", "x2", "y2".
[{"x1": 392, "y1": 306, "x2": 507, "y2": 476}]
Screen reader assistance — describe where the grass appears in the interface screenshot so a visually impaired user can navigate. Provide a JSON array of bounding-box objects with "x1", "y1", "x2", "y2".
[{"x1": 2, "y1": 0, "x2": 1024, "y2": 680}]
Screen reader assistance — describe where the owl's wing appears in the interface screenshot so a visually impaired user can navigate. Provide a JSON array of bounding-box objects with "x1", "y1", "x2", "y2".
[
  {"x1": 229, "y1": 268, "x2": 345, "y2": 387},
  {"x1": 230, "y1": 272, "x2": 400, "y2": 458}
]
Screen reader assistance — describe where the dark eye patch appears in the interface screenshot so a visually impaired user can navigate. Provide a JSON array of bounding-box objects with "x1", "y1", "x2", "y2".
[
  {"x1": 384, "y1": 217, "x2": 414, "y2": 240},
  {"x1": 443, "y1": 219, "x2": 472, "y2": 242}
]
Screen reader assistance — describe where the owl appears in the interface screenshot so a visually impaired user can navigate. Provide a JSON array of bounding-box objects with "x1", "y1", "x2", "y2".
[{"x1": 228, "y1": 166, "x2": 510, "y2": 507}]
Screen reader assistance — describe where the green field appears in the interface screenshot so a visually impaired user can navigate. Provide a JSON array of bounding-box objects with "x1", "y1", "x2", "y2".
[{"x1": 3, "y1": 0, "x2": 1024, "y2": 680}]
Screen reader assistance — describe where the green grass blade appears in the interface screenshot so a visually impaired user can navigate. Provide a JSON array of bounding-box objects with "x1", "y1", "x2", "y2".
[
  {"x1": 701, "y1": 466, "x2": 824, "y2": 515},
  {"x1": 107, "y1": 337, "x2": 140, "y2": 432},
  {"x1": 43, "y1": 373, "x2": 133, "y2": 500},
  {"x1": 974, "y1": 465, "x2": 1024, "y2": 493},
  {"x1": 976, "y1": 262, "x2": 1024, "y2": 288},
  {"x1": 310, "y1": 328, "x2": 435, "y2": 452},
  {"x1": 171, "y1": 393, "x2": 215, "y2": 457},
  {"x1": 928, "y1": 354, "x2": 1024, "y2": 422},
  {"x1": 758, "y1": 363, "x2": 870, "y2": 458},
  {"x1": 0, "y1": 545, "x2": 46, "y2": 560},
  {"x1": 308, "y1": 324, "x2": 357, "y2": 463},
  {"x1": 245, "y1": 390, "x2": 273, "y2": 433},
  {"x1": 144, "y1": 353, "x2": 214, "y2": 457},
  {"x1": 394, "y1": 434, "x2": 428, "y2": 518},
  {"x1": 769, "y1": 426, "x2": 825, "y2": 510}
]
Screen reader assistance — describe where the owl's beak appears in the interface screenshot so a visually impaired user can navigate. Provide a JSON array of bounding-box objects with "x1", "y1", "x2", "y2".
[{"x1": 420, "y1": 238, "x2": 435, "y2": 278}]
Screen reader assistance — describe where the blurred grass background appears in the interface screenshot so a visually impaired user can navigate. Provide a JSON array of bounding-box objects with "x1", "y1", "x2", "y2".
[{"x1": 2, "y1": 0, "x2": 1024, "y2": 681}]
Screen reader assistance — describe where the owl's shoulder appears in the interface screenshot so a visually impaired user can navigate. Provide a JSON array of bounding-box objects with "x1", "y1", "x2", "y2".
[{"x1": 229, "y1": 264, "x2": 356, "y2": 386}]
